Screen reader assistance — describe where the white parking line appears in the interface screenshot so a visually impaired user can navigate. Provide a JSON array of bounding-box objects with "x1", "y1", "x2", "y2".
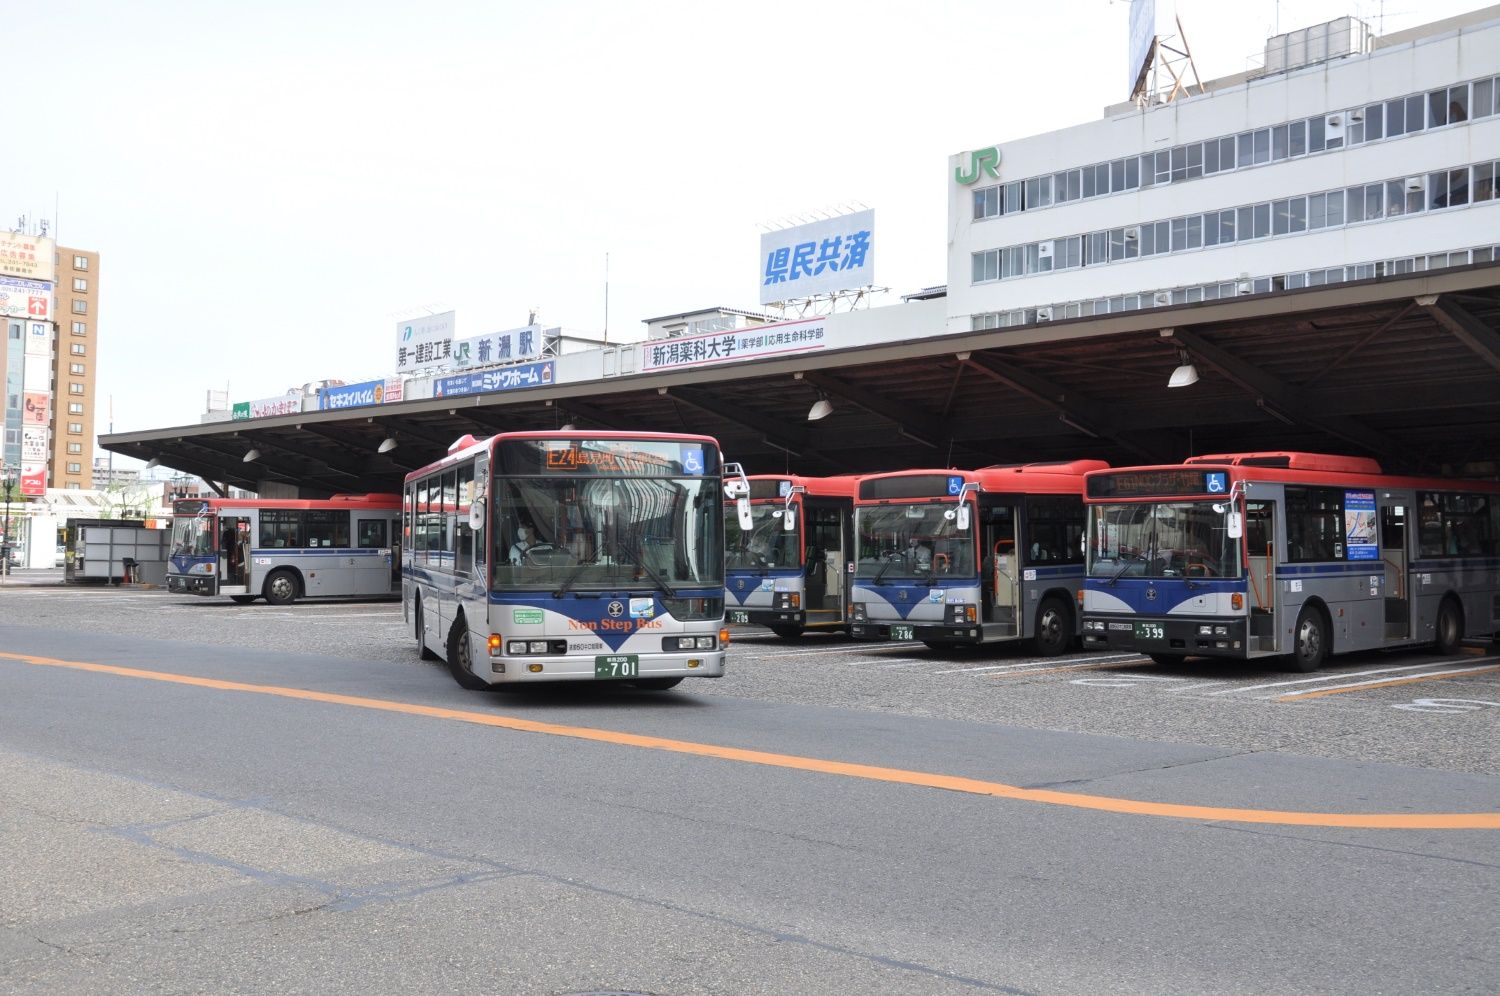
[
  {"x1": 1210, "y1": 659, "x2": 1474, "y2": 696},
  {"x1": 1276, "y1": 663, "x2": 1500, "y2": 699},
  {"x1": 931, "y1": 652, "x2": 1145, "y2": 676},
  {"x1": 748, "y1": 642, "x2": 923, "y2": 658}
]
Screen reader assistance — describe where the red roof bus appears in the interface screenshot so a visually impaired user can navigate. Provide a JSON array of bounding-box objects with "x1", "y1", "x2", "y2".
[
  {"x1": 1081, "y1": 452, "x2": 1500, "y2": 671},
  {"x1": 167, "y1": 494, "x2": 402, "y2": 604},
  {"x1": 723, "y1": 474, "x2": 860, "y2": 638},
  {"x1": 850, "y1": 460, "x2": 1108, "y2": 654}
]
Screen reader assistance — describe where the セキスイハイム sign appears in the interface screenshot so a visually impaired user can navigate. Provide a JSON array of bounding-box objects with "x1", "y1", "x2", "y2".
[
  {"x1": 318, "y1": 379, "x2": 388, "y2": 410},
  {"x1": 433, "y1": 360, "x2": 554, "y2": 399},
  {"x1": 759, "y1": 210, "x2": 874, "y2": 305}
]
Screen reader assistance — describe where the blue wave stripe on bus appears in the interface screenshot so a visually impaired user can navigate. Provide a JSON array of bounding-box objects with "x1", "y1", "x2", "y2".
[
  {"x1": 1085, "y1": 577, "x2": 1243, "y2": 615},
  {"x1": 249, "y1": 548, "x2": 389, "y2": 557},
  {"x1": 1273, "y1": 564, "x2": 1383, "y2": 577},
  {"x1": 852, "y1": 578, "x2": 979, "y2": 620},
  {"x1": 724, "y1": 568, "x2": 802, "y2": 605},
  {"x1": 490, "y1": 590, "x2": 722, "y2": 650}
]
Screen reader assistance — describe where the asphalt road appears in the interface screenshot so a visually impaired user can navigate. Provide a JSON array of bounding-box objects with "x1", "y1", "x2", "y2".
[{"x1": 2, "y1": 579, "x2": 1497, "y2": 995}]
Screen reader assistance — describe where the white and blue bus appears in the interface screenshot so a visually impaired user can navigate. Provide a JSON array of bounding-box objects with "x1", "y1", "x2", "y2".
[
  {"x1": 1081, "y1": 452, "x2": 1500, "y2": 671},
  {"x1": 404, "y1": 431, "x2": 729, "y2": 690},
  {"x1": 848, "y1": 462, "x2": 1106, "y2": 654},
  {"x1": 167, "y1": 495, "x2": 402, "y2": 604},
  {"x1": 724, "y1": 474, "x2": 859, "y2": 639}
]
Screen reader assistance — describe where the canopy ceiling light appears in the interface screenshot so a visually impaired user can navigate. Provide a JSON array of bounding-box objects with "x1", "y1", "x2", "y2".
[
  {"x1": 1167, "y1": 348, "x2": 1200, "y2": 389},
  {"x1": 143, "y1": 457, "x2": 161, "y2": 470},
  {"x1": 377, "y1": 436, "x2": 399, "y2": 454},
  {"x1": 242, "y1": 448, "x2": 261, "y2": 463},
  {"x1": 807, "y1": 394, "x2": 834, "y2": 421}
]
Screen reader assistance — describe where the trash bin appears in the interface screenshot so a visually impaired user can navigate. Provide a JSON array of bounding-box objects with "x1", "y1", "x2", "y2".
[{"x1": 122, "y1": 557, "x2": 137, "y2": 585}]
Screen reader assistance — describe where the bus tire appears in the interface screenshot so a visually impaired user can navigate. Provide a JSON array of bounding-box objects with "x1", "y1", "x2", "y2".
[
  {"x1": 632, "y1": 677, "x2": 684, "y2": 690},
  {"x1": 446, "y1": 617, "x2": 490, "y2": 690},
  {"x1": 414, "y1": 599, "x2": 438, "y2": 661},
  {"x1": 1148, "y1": 653, "x2": 1186, "y2": 667},
  {"x1": 1434, "y1": 597, "x2": 1464, "y2": 655},
  {"x1": 230, "y1": 595, "x2": 257, "y2": 605},
  {"x1": 1288, "y1": 606, "x2": 1328, "y2": 672},
  {"x1": 263, "y1": 569, "x2": 300, "y2": 606},
  {"x1": 769, "y1": 625, "x2": 804, "y2": 640},
  {"x1": 1030, "y1": 597, "x2": 1071, "y2": 657}
]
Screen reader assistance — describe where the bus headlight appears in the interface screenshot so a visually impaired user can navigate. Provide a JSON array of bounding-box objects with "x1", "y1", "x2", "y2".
[
  {"x1": 1214, "y1": 625, "x2": 1229, "y2": 636},
  {"x1": 695, "y1": 636, "x2": 715, "y2": 649},
  {"x1": 508, "y1": 641, "x2": 527, "y2": 655},
  {"x1": 851, "y1": 603, "x2": 867, "y2": 621},
  {"x1": 1198, "y1": 624, "x2": 1213, "y2": 636},
  {"x1": 528, "y1": 641, "x2": 548, "y2": 653}
]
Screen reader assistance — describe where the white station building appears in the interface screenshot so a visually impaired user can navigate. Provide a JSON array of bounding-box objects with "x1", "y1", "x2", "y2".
[{"x1": 946, "y1": 5, "x2": 1500, "y2": 331}]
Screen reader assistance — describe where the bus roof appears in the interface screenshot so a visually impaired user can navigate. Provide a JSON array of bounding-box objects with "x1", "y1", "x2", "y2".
[
  {"x1": 857, "y1": 461, "x2": 1108, "y2": 501},
  {"x1": 173, "y1": 494, "x2": 400, "y2": 511},
  {"x1": 1086, "y1": 452, "x2": 1500, "y2": 501}
]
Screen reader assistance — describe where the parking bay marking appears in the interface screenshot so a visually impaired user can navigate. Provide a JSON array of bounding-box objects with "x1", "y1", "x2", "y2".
[
  {"x1": 1208, "y1": 659, "x2": 1477, "y2": 697},
  {"x1": 3, "y1": 649, "x2": 1497, "y2": 830},
  {"x1": 1277, "y1": 664, "x2": 1500, "y2": 700}
]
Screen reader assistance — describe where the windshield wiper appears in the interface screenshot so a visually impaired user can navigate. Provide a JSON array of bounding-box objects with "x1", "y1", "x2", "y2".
[
  {"x1": 625, "y1": 548, "x2": 676, "y2": 600},
  {"x1": 552, "y1": 561, "x2": 593, "y2": 599},
  {"x1": 1106, "y1": 559, "x2": 1134, "y2": 586},
  {"x1": 870, "y1": 555, "x2": 899, "y2": 586}
]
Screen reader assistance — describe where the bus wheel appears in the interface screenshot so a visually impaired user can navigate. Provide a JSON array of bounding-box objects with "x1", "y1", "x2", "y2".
[
  {"x1": 230, "y1": 595, "x2": 257, "y2": 605},
  {"x1": 1030, "y1": 598, "x2": 1070, "y2": 657},
  {"x1": 632, "y1": 677, "x2": 684, "y2": 690},
  {"x1": 1288, "y1": 606, "x2": 1327, "y2": 672},
  {"x1": 769, "y1": 625, "x2": 803, "y2": 640},
  {"x1": 446, "y1": 619, "x2": 490, "y2": 690},
  {"x1": 1148, "y1": 653, "x2": 1186, "y2": 667},
  {"x1": 1434, "y1": 598, "x2": 1464, "y2": 655},
  {"x1": 263, "y1": 569, "x2": 299, "y2": 606},
  {"x1": 414, "y1": 599, "x2": 438, "y2": 661}
]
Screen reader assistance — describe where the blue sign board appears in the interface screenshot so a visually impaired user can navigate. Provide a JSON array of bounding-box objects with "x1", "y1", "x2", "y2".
[
  {"x1": 947, "y1": 476, "x2": 965, "y2": 496},
  {"x1": 1344, "y1": 490, "x2": 1378, "y2": 561},
  {"x1": 680, "y1": 447, "x2": 705, "y2": 475},
  {"x1": 434, "y1": 361, "x2": 554, "y2": 399},
  {"x1": 319, "y1": 379, "x2": 386, "y2": 410},
  {"x1": 1204, "y1": 472, "x2": 1229, "y2": 495}
]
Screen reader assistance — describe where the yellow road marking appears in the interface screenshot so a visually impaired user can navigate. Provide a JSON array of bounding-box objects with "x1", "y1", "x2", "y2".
[
  {"x1": 4, "y1": 650, "x2": 1498, "y2": 830},
  {"x1": 1278, "y1": 664, "x2": 1500, "y2": 700}
]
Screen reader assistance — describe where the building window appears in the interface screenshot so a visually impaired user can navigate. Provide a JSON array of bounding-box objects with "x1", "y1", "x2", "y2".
[
  {"x1": 71, "y1": 321, "x2": 87, "y2": 335},
  {"x1": 70, "y1": 362, "x2": 85, "y2": 375},
  {"x1": 72, "y1": 277, "x2": 88, "y2": 292},
  {"x1": 67, "y1": 462, "x2": 82, "y2": 474},
  {"x1": 71, "y1": 343, "x2": 85, "y2": 355},
  {"x1": 66, "y1": 482, "x2": 81, "y2": 490},
  {"x1": 68, "y1": 402, "x2": 84, "y2": 414},
  {"x1": 71, "y1": 300, "x2": 87, "y2": 315},
  {"x1": 67, "y1": 442, "x2": 82, "y2": 455},
  {"x1": 68, "y1": 422, "x2": 83, "y2": 434},
  {"x1": 68, "y1": 382, "x2": 85, "y2": 395},
  {"x1": 73, "y1": 255, "x2": 88, "y2": 271}
]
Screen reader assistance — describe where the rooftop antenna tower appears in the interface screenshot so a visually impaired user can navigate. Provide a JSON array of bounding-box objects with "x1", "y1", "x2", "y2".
[{"x1": 1127, "y1": 0, "x2": 1202, "y2": 106}]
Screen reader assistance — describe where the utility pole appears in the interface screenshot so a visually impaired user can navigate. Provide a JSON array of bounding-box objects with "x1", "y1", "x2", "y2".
[{"x1": 1, "y1": 462, "x2": 17, "y2": 580}]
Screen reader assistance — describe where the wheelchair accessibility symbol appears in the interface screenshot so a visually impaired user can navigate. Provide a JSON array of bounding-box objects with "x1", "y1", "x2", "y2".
[
  {"x1": 681, "y1": 448, "x2": 704, "y2": 475},
  {"x1": 947, "y1": 476, "x2": 964, "y2": 496},
  {"x1": 1205, "y1": 472, "x2": 1228, "y2": 494}
]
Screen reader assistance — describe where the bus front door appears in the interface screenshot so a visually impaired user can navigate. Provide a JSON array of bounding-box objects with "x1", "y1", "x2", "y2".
[
  {"x1": 1245, "y1": 502, "x2": 1277, "y2": 653},
  {"x1": 219, "y1": 517, "x2": 250, "y2": 595},
  {"x1": 1381, "y1": 502, "x2": 1409, "y2": 640},
  {"x1": 803, "y1": 504, "x2": 845, "y2": 630},
  {"x1": 984, "y1": 505, "x2": 1019, "y2": 635}
]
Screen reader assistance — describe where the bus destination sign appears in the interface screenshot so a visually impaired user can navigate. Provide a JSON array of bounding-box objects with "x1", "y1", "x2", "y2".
[
  {"x1": 502, "y1": 439, "x2": 716, "y2": 477},
  {"x1": 1087, "y1": 469, "x2": 1226, "y2": 499}
]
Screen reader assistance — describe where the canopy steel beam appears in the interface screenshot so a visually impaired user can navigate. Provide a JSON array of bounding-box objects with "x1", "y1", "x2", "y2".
[
  {"x1": 244, "y1": 431, "x2": 368, "y2": 484},
  {"x1": 1421, "y1": 297, "x2": 1500, "y2": 375},
  {"x1": 663, "y1": 387, "x2": 812, "y2": 459},
  {"x1": 800, "y1": 371, "x2": 948, "y2": 450},
  {"x1": 1172, "y1": 329, "x2": 1405, "y2": 462}
]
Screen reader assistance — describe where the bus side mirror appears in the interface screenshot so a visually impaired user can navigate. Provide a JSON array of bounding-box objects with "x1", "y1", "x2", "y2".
[
  {"x1": 469, "y1": 499, "x2": 485, "y2": 531},
  {"x1": 956, "y1": 505, "x2": 970, "y2": 530},
  {"x1": 736, "y1": 498, "x2": 753, "y2": 531},
  {"x1": 1227, "y1": 511, "x2": 1243, "y2": 540},
  {"x1": 782, "y1": 508, "x2": 797, "y2": 532}
]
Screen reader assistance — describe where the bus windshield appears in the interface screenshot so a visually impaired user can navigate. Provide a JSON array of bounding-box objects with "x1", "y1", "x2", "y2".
[
  {"x1": 170, "y1": 511, "x2": 216, "y2": 557},
  {"x1": 1088, "y1": 502, "x2": 1243, "y2": 579},
  {"x1": 725, "y1": 503, "x2": 799, "y2": 570},
  {"x1": 494, "y1": 475, "x2": 722, "y2": 592},
  {"x1": 856, "y1": 501, "x2": 975, "y2": 580}
]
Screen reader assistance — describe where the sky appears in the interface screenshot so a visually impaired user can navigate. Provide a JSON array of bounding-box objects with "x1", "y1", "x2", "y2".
[{"x1": 5, "y1": 0, "x2": 1488, "y2": 442}]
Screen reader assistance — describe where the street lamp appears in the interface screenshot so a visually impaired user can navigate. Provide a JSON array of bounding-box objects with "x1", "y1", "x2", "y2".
[{"x1": 1, "y1": 463, "x2": 17, "y2": 577}]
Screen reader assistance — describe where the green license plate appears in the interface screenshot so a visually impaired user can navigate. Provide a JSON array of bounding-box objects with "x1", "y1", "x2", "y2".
[
  {"x1": 1133, "y1": 621, "x2": 1166, "y2": 642},
  {"x1": 728, "y1": 610, "x2": 750, "y2": 624},
  {"x1": 890, "y1": 624, "x2": 915, "y2": 641},
  {"x1": 595, "y1": 654, "x2": 640, "y2": 679}
]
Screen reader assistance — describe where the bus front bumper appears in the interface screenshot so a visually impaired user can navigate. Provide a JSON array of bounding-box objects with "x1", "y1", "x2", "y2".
[
  {"x1": 1081, "y1": 616, "x2": 1248, "y2": 658},
  {"x1": 725, "y1": 607, "x2": 804, "y2": 627},
  {"x1": 481, "y1": 650, "x2": 727, "y2": 683},
  {"x1": 850, "y1": 621, "x2": 982, "y2": 644},
  {"x1": 167, "y1": 574, "x2": 215, "y2": 595}
]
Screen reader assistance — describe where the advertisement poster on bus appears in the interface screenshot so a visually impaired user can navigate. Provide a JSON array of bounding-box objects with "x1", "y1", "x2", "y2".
[
  {"x1": 0, "y1": 276, "x2": 50, "y2": 320},
  {"x1": 453, "y1": 324, "x2": 544, "y2": 369},
  {"x1": 1344, "y1": 490, "x2": 1378, "y2": 560},
  {"x1": 433, "y1": 360, "x2": 554, "y2": 399},
  {"x1": 395, "y1": 311, "x2": 456, "y2": 374},
  {"x1": 318, "y1": 379, "x2": 386, "y2": 410},
  {"x1": 639, "y1": 318, "x2": 827, "y2": 372}
]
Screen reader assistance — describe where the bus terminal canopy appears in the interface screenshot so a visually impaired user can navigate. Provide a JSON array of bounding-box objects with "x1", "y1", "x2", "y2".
[{"x1": 101, "y1": 264, "x2": 1500, "y2": 497}]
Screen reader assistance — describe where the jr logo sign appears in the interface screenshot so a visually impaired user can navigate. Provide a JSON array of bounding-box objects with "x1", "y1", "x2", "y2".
[{"x1": 955, "y1": 146, "x2": 1001, "y2": 185}]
